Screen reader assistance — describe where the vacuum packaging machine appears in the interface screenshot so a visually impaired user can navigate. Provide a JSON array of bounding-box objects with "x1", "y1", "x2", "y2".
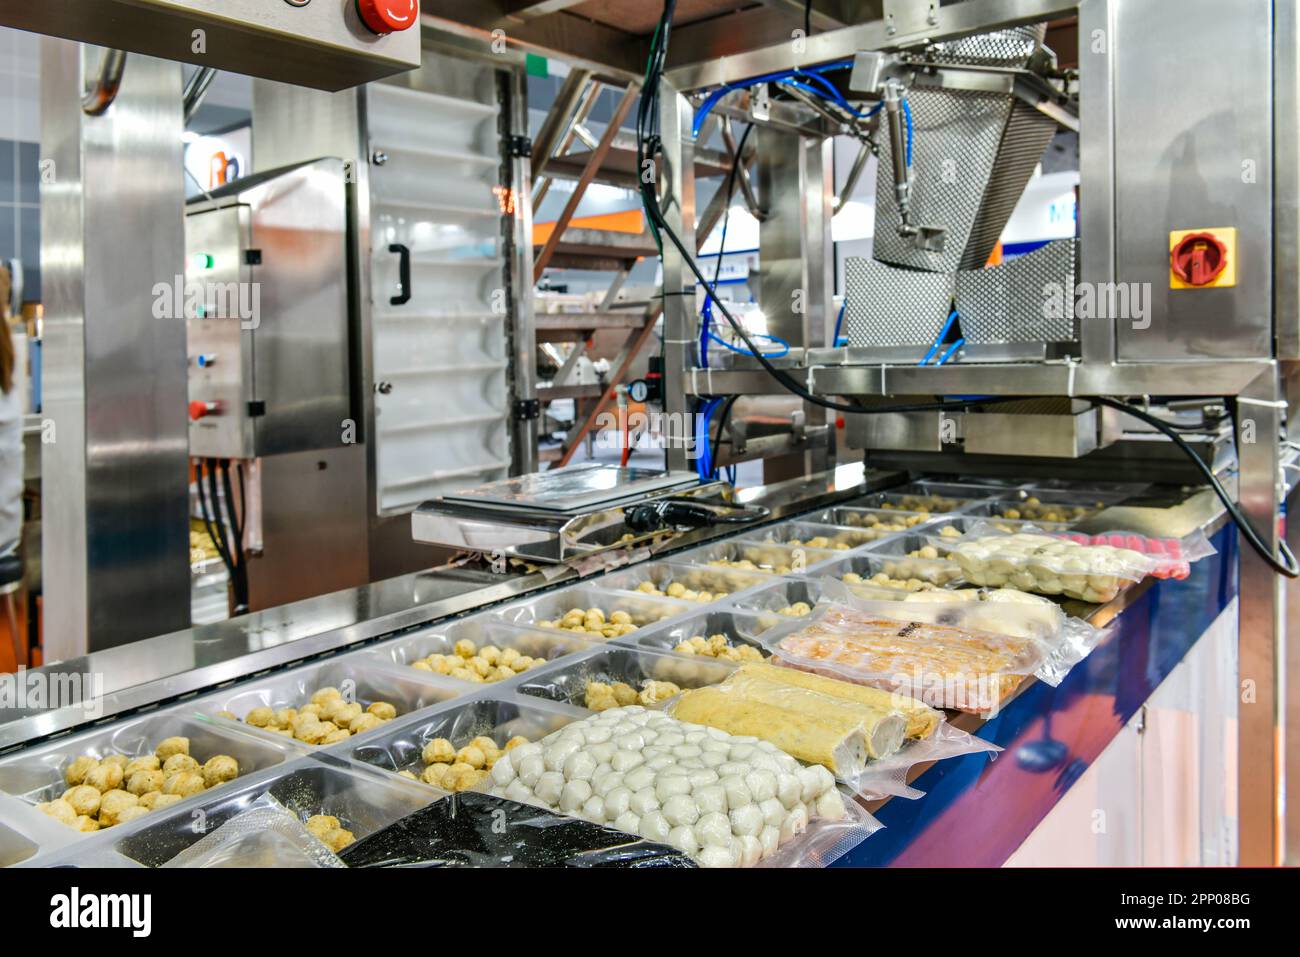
[{"x1": 0, "y1": 467, "x2": 1246, "y2": 867}]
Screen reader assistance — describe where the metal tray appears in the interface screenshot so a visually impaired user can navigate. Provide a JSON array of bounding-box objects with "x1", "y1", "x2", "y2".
[
  {"x1": 488, "y1": 584, "x2": 691, "y2": 634},
  {"x1": 598, "y1": 560, "x2": 771, "y2": 602},
  {"x1": 514, "y1": 647, "x2": 736, "y2": 710}
]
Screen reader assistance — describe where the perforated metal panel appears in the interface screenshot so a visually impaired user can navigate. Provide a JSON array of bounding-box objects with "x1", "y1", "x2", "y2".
[
  {"x1": 955, "y1": 239, "x2": 1078, "y2": 344},
  {"x1": 872, "y1": 28, "x2": 1055, "y2": 274},
  {"x1": 843, "y1": 257, "x2": 954, "y2": 348},
  {"x1": 926, "y1": 24, "x2": 1046, "y2": 68}
]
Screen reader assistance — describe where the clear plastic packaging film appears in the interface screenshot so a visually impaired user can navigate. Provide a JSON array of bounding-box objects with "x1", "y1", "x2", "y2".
[
  {"x1": 160, "y1": 794, "x2": 346, "y2": 868},
  {"x1": 943, "y1": 522, "x2": 1212, "y2": 602},
  {"x1": 338, "y1": 791, "x2": 698, "y2": 868},
  {"x1": 481, "y1": 706, "x2": 881, "y2": 867},
  {"x1": 756, "y1": 591, "x2": 1107, "y2": 714},
  {"x1": 666, "y1": 662, "x2": 997, "y2": 800}
]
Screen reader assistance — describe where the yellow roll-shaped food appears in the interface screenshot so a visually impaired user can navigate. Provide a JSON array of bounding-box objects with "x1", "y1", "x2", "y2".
[
  {"x1": 737, "y1": 661, "x2": 940, "y2": 739},
  {"x1": 671, "y1": 686, "x2": 905, "y2": 774}
]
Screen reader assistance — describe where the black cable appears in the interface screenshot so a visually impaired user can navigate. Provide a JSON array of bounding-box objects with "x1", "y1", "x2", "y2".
[
  {"x1": 207, "y1": 458, "x2": 246, "y2": 610},
  {"x1": 195, "y1": 460, "x2": 236, "y2": 587},
  {"x1": 804, "y1": 0, "x2": 813, "y2": 38},
  {"x1": 219, "y1": 459, "x2": 249, "y2": 610},
  {"x1": 1092, "y1": 396, "x2": 1298, "y2": 578}
]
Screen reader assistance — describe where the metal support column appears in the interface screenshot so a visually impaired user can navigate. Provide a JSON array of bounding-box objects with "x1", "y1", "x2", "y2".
[
  {"x1": 1236, "y1": 369, "x2": 1287, "y2": 865},
  {"x1": 40, "y1": 41, "x2": 191, "y2": 657},
  {"x1": 505, "y1": 67, "x2": 539, "y2": 475},
  {"x1": 658, "y1": 83, "x2": 698, "y2": 473}
]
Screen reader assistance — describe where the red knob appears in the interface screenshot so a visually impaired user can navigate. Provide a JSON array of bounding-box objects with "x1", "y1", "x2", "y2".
[
  {"x1": 356, "y1": 0, "x2": 418, "y2": 34},
  {"x1": 1171, "y1": 232, "x2": 1228, "y2": 286},
  {"x1": 189, "y1": 400, "x2": 220, "y2": 421}
]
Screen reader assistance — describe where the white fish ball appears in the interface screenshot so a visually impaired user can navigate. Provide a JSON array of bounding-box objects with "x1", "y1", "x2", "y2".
[
  {"x1": 661, "y1": 793, "x2": 700, "y2": 827},
  {"x1": 694, "y1": 811, "x2": 732, "y2": 848},
  {"x1": 729, "y1": 803, "x2": 764, "y2": 837}
]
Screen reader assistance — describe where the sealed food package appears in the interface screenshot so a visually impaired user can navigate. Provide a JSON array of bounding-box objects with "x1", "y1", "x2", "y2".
[
  {"x1": 160, "y1": 794, "x2": 346, "y2": 868},
  {"x1": 484, "y1": 706, "x2": 881, "y2": 867},
  {"x1": 669, "y1": 662, "x2": 996, "y2": 799},
  {"x1": 757, "y1": 594, "x2": 1105, "y2": 713},
  {"x1": 1050, "y1": 527, "x2": 1215, "y2": 581},
  {"x1": 947, "y1": 524, "x2": 1158, "y2": 602},
  {"x1": 339, "y1": 792, "x2": 697, "y2": 868}
]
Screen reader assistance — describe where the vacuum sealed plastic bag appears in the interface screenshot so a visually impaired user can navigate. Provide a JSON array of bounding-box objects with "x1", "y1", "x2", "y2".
[
  {"x1": 161, "y1": 793, "x2": 346, "y2": 868},
  {"x1": 757, "y1": 590, "x2": 1105, "y2": 714},
  {"x1": 943, "y1": 522, "x2": 1205, "y2": 602},
  {"x1": 338, "y1": 792, "x2": 697, "y2": 868},
  {"x1": 666, "y1": 661, "x2": 996, "y2": 800},
  {"x1": 1050, "y1": 527, "x2": 1215, "y2": 580},
  {"x1": 484, "y1": 706, "x2": 881, "y2": 867}
]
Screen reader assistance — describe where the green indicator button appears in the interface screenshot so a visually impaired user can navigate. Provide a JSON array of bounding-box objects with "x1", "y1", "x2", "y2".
[{"x1": 192, "y1": 253, "x2": 215, "y2": 270}]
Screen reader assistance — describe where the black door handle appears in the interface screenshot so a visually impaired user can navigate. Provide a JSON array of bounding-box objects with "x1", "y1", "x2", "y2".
[{"x1": 389, "y1": 243, "x2": 411, "y2": 306}]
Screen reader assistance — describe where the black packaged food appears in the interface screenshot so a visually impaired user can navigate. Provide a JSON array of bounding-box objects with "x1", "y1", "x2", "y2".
[{"x1": 338, "y1": 792, "x2": 697, "y2": 868}]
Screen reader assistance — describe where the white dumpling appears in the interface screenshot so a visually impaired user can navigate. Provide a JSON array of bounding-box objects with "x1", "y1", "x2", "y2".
[
  {"x1": 699, "y1": 751, "x2": 727, "y2": 768},
  {"x1": 517, "y1": 754, "x2": 545, "y2": 789},
  {"x1": 655, "y1": 774, "x2": 691, "y2": 802},
  {"x1": 721, "y1": 775, "x2": 752, "y2": 810},
  {"x1": 686, "y1": 768, "x2": 719, "y2": 789},
  {"x1": 662, "y1": 793, "x2": 700, "y2": 828},
  {"x1": 587, "y1": 742, "x2": 617, "y2": 765},
  {"x1": 798, "y1": 765, "x2": 829, "y2": 803},
  {"x1": 738, "y1": 834, "x2": 763, "y2": 867},
  {"x1": 613, "y1": 811, "x2": 641, "y2": 834},
  {"x1": 559, "y1": 779, "x2": 593, "y2": 812},
  {"x1": 624, "y1": 766, "x2": 656, "y2": 792},
  {"x1": 610, "y1": 750, "x2": 644, "y2": 772},
  {"x1": 776, "y1": 772, "x2": 802, "y2": 809},
  {"x1": 505, "y1": 780, "x2": 533, "y2": 804},
  {"x1": 816, "y1": 789, "x2": 847, "y2": 821},
  {"x1": 697, "y1": 846, "x2": 735, "y2": 868},
  {"x1": 780, "y1": 803, "x2": 810, "y2": 841},
  {"x1": 729, "y1": 803, "x2": 764, "y2": 837},
  {"x1": 759, "y1": 825, "x2": 780, "y2": 857},
  {"x1": 694, "y1": 784, "x2": 727, "y2": 815},
  {"x1": 604, "y1": 786, "x2": 632, "y2": 819},
  {"x1": 614, "y1": 732, "x2": 645, "y2": 751},
  {"x1": 562, "y1": 750, "x2": 597, "y2": 782},
  {"x1": 543, "y1": 738, "x2": 581, "y2": 772},
  {"x1": 759, "y1": 796, "x2": 786, "y2": 828},
  {"x1": 592, "y1": 771, "x2": 625, "y2": 797},
  {"x1": 583, "y1": 724, "x2": 614, "y2": 744},
  {"x1": 667, "y1": 825, "x2": 699, "y2": 857},
  {"x1": 489, "y1": 755, "x2": 517, "y2": 786},
  {"x1": 745, "y1": 768, "x2": 778, "y2": 803},
  {"x1": 640, "y1": 810, "x2": 671, "y2": 843},
  {"x1": 629, "y1": 786, "x2": 660, "y2": 816},
  {"x1": 534, "y1": 770, "x2": 565, "y2": 805},
  {"x1": 694, "y1": 810, "x2": 732, "y2": 848},
  {"x1": 581, "y1": 795, "x2": 605, "y2": 822}
]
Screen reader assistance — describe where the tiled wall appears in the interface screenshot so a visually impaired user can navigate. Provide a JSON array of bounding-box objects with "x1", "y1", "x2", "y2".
[{"x1": 0, "y1": 27, "x2": 41, "y2": 301}]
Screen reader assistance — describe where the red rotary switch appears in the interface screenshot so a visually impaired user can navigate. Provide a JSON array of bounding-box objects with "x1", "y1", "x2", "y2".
[
  {"x1": 1170, "y1": 231, "x2": 1228, "y2": 287},
  {"x1": 356, "y1": 0, "x2": 418, "y2": 35},
  {"x1": 189, "y1": 400, "x2": 221, "y2": 421}
]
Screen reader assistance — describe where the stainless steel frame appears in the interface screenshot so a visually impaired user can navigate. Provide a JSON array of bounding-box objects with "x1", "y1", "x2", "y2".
[{"x1": 40, "y1": 42, "x2": 192, "y2": 658}]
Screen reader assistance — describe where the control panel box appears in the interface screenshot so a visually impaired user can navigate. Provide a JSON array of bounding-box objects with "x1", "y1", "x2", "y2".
[
  {"x1": 8, "y1": 0, "x2": 420, "y2": 91},
  {"x1": 185, "y1": 158, "x2": 351, "y2": 459}
]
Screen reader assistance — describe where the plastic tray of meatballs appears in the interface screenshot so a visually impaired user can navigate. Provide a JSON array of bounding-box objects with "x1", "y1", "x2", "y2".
[
  {"x1": 721, "y1": 576, "x2": 837, "y2": 629},
  {"x1": 670, "y1": 538, "x2": 842, "y2": 576},
  {"x1": 979, "y1": 488, "x2": 1127, "y2": 524},
  {"x1": 514, "y1": 646, "x2": 737, "y2": 713},
  {"x1": 358, "y1": 615, "x2": 598, "y2": 687},
  {"x1": 0, "y1": 712, "x2": 298, "y2": 844},
  {"x1": 597, "y1": 560, "x2": 772, "y2": 605},
  {"x1": 801, "y1": 505, "x2": 941, "y2": 543},
  {"x1": 190, "y1": 658, "x2": 464, "y2": 749},
  {"x1": 617, "y1": 608, "x2": 773, "y2": 663},
  {"x1": 344, "y1": 693, "x2": 584, "y2": 794},
  {"x1": 107, "y1": 759, "x2": 437, "y2": 866},
  {"x1": 842, "y1": 489, "x2": 981, "y2": 514},
  {"x1": 488, "y1": 584, "x2": 693, "y2": 639},
  {"x1": 739, "y1": 519, "x2": 902, "y2": 553},
  {"x1": 921, "y1": 511, "x2": 1073, "y2": 542},
  {"x1": 800, "y1": 550, "x2": 965, "y2": 597}
]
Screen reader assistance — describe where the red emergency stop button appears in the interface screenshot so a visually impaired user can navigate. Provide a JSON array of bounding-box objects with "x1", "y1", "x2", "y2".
[
  {"x1": 356, "y1": 0, "x2": 418, "y2": 34},
  {"x1": 190, "y1": 400, "x2": 221, "y2": 421},
  {"x1": 1170, "y1": 231, "x2": 1228, "y2": 287}
]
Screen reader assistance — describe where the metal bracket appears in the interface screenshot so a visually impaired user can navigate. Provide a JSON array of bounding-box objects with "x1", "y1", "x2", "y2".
[
  {"x1": 508, "y1": 134, "x2": 533, "y2": 158},
  {"x1": 514, "y1": 398, "x2": 541, "y2": 421}
]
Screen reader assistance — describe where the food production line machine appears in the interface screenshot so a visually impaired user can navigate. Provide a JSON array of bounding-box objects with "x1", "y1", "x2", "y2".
[{"x1": 0, "y1": 0, "x2": 1298, "y2": 868}]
